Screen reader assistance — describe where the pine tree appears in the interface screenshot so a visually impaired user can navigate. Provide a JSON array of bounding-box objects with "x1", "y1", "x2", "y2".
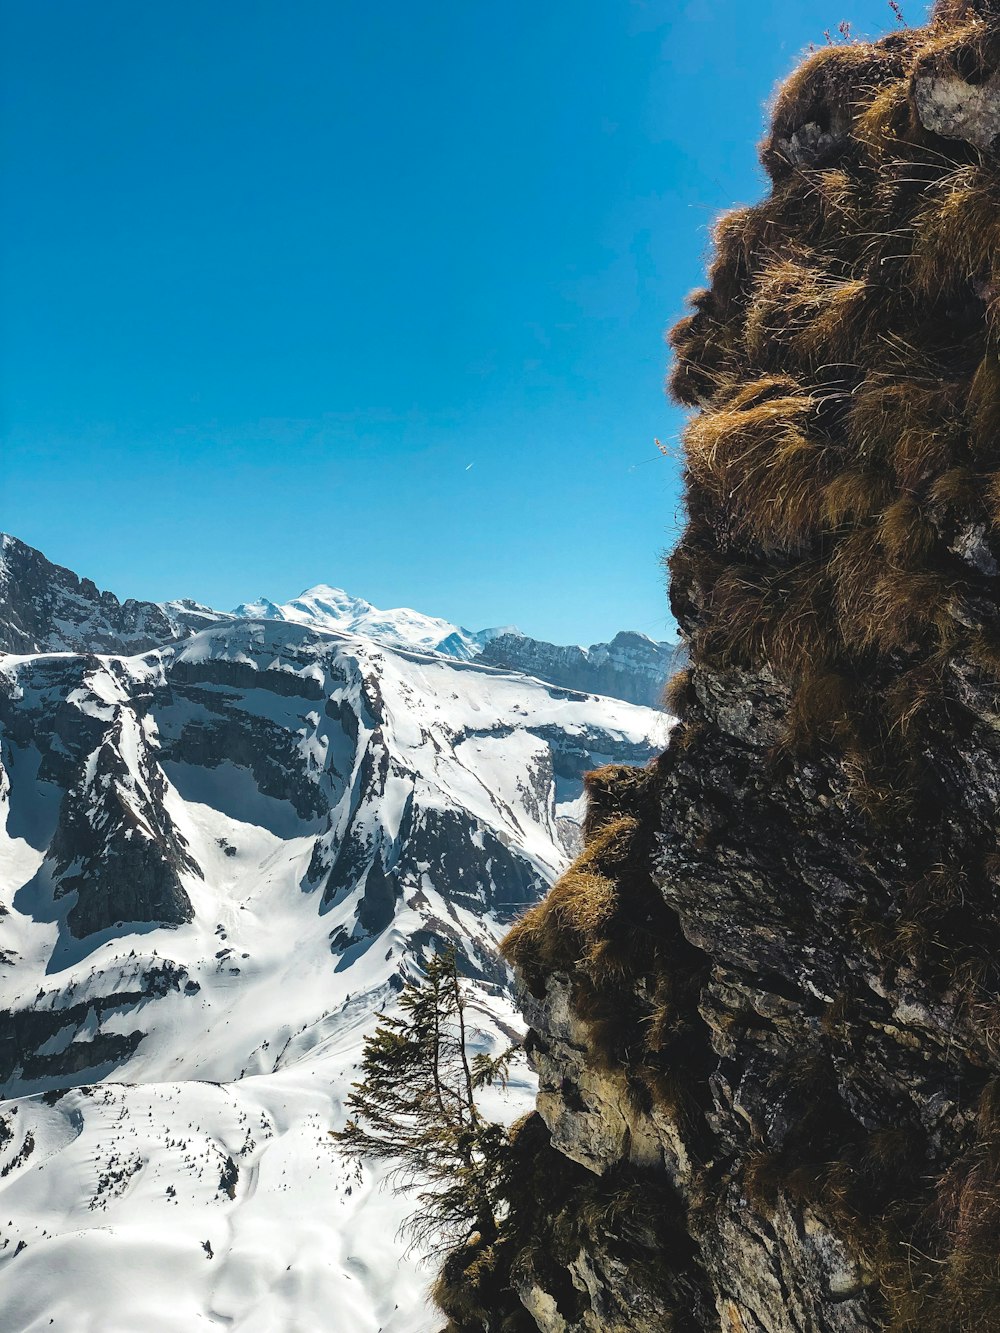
[{"x1": 333, "y1": 948, "x2": 514, "y2": 1253}]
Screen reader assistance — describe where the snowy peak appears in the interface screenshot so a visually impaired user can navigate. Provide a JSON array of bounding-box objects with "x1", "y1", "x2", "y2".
[
  {"x1": 283, "y1": 584, "x2": 376, "y2": 623},
  {"x1": 0, "y1": 532, "x2": 681, "y2": 708},
  {"x1": 230, "y1": 595, "x2": 287, "y2": 620},
  {"x1": 232, "y1": 581, "x2": 521, "y2": 662}
]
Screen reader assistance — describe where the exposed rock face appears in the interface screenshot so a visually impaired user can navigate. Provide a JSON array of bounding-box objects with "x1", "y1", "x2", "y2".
[
  {"x1": 0, "y1": 961, "x2": 192, "y2": 1085},
  {"x1": 479, "y1": 631, "x2": 683, "y2": 708},
  {"x1": 0, "y1": 533, "x2": 224, "y2": 655},
  {"x1": 47, "y1": 712, "x2": 200, "y2": 938},
  {"x1": 913, "y1": 68, "x2": 1000, "y2": 148},
  {"x1": 438, "y1": 4, "x2": 1000, "y2": 1331}
]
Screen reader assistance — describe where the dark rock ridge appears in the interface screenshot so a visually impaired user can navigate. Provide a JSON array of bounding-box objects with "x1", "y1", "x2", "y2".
[
  {"x1": 437, "y1": 4, "x2": 1000, "y2": 1331},
  {"x1": 0, "y1": 533, "x2": 223, "y2": 655},
  {"x1": 46, "y1": 702, "x2": 202, "y2": 937},
  {"x1": 479, "y1": 630, "x2": 684, "y2": 708},
  {"x1": 0, "y1": 960, "x2": 193, "y2": 1092}
]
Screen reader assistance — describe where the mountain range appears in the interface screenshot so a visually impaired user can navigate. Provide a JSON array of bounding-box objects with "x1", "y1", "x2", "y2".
[
  {"x1": 0, "y1": 532, "x2": 682, "y2": 705},
  {"x1": 0, "y1": 533, "x2": 676, "y2": 1331}
]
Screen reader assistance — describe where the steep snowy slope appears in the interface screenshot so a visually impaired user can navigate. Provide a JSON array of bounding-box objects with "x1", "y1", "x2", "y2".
[
  {"x1": 0, "y1": 619, "x2": 672, "y2": 1329},
  {"x1": 233, "y1": 584, "x2": 517, "y2": 660}
]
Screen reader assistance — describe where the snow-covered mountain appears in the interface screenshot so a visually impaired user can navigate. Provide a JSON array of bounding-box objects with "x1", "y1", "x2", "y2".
[
  {"x1": 232, "y1": 585, "x2": 518, "y2": 661},
  {"x1": 0, "y1": 569, "x2": 673, "y2": 1329},
  {"x1": 0, "y1": 532, "x2": 683, "y2": 710},
  {"x1": 0, "y1": 533, "x2": 512, "y2": 664}
]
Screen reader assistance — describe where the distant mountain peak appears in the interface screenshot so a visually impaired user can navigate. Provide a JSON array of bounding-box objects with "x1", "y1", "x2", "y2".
[{"x1": 231, "y1": 581, "x2": 522, "y2": 662}]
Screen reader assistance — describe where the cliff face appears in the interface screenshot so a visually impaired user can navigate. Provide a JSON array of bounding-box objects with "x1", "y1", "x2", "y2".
[
  {"x1": 437, "y1": 4, "x2": 1000, "y2": 1330},
  {"x1": 0, "y1": 533, "x2": 225, "y2": 655},
  {"x1": 479, "y1": 631, "x2": 684, "y2": 709}
]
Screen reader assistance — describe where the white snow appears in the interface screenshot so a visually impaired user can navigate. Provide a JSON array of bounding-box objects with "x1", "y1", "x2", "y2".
[
  {"x1": 0, "y1": 618, "x2": 673, "y2": 1331},
  {"x1": 232, "y1": 584, "x2": 519, "y2": 661}
]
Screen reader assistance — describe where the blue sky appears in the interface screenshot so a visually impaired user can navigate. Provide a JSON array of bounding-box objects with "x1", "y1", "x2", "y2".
[{"x1": 1, "y1": 0, "x2": 928, "y2": 644}]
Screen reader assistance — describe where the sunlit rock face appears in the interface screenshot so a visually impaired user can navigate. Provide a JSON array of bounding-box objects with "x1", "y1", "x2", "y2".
[
  {"x1": 446, "y1": 4, "x2": 1000, "y2": 1331},
  {"x1": 0, "y1": 533, "x2": 209, "y2": 655}
]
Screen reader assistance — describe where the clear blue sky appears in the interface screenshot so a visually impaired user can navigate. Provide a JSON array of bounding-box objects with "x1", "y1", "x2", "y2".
[{"x1": 1, "y1": 0, "x2": 928, "y2": 644}]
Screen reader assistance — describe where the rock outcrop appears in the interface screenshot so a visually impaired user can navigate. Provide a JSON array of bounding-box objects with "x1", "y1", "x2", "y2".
[
  {"x1": 437, "y1": 4, "x2": 1000, "y2": 1330},
  {"x1": 47, "y1": 709, "x2": 200, "y2": 938}
]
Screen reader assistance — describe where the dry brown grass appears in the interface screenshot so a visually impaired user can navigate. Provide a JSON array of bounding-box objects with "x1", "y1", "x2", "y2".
[
  {"x1": 928, "y1": 465, "x2": 982, "y2": 511},
  {"x1": 661, "y1": 6, "x2": 1000, "y2": 1326},
  {"x1": 967, "y1": 352, "x2": 1000, "y2": 451},
  {"x1": 879, "y1": 494, "x2": 939, "y2": 563},
  {"x1": 743, "y1": 256, "x2": 828, "y2": 361},
  {"x1": 821, "y1": 469, "x2": 894, "y2": 527},
  {"x1": 920, "y1": 10, "x2": 1000, "y2": 86},
  {"x1": 668, "y1": 11, "x2": 1000, "y2": 773},
  {"x1": 854, "y1": 79, "x2": 931, "y2": 156},
  {"x1": 788, "y1": 670, "x2": 858, "y2": 748},
  {"x1": 762, "y1": 41, "x2": 915, "y2": 178},
  {"x1": 847, "y1": 380, "x2": 962, "y2": 485},
  {"x1": 909, "y1": 165, "x2": 1000, "y2": 301},
  {"x1": 885, "y1": 655, "x2": 952, "y2": 736},
  {"x1": 502, "y1": 817, "x2": 636, "y2": 979},
  {"x1": 809, "y1": 167, "x2": 865, "y2": 241},
  {"x1": 662, "y1": 666, "x2": 695, "y2": 719},
  {"x1": 698, "y1": 560, "x2": 835, "y2": 675},
  {"x1": 708, "y1": 206, "x2": 769, "y2": 308},
  {"x1": 582, "y1": 762, "x2": 660, "y2": 838},
  {"x1": 982, "y1": 471, "x2": 1000, "y2": 527},
  {"x1": 666, "y1": 290, "x2": 729, "y2": 409}
]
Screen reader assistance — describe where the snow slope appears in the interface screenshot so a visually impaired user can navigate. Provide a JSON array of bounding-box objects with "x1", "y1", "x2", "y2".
[{"x1": 0, "y1": 619, "x2": 672, "y2": 1330}]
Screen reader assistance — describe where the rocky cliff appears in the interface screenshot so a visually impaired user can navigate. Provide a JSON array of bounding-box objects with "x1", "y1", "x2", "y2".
[
  {"x1": 0, "y1": 533, "x2": 228, "y2": 655},
  {"x1": 479, "y1": 631, "x2": 683, "y2": 709},
  {"x1": 437, "y1": 4, "x2": 1000, "y2": 1330}
]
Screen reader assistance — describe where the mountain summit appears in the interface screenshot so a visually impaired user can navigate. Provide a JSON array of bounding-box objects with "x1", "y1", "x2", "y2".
[{"x1": 232, "y1": 582, "x2": 518, "y2": 660}]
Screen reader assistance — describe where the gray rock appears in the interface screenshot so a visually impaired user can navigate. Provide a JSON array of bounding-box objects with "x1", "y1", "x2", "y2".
[
  {"x1": 0, "y1": 533, "x2": 226, "y2": 656},
  {"x1": 914, "y1": 69, "x2": 1000, "y2": 148},
  {"x1": 480, "y1": 630, "x2": 684, "y2": 709}
]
